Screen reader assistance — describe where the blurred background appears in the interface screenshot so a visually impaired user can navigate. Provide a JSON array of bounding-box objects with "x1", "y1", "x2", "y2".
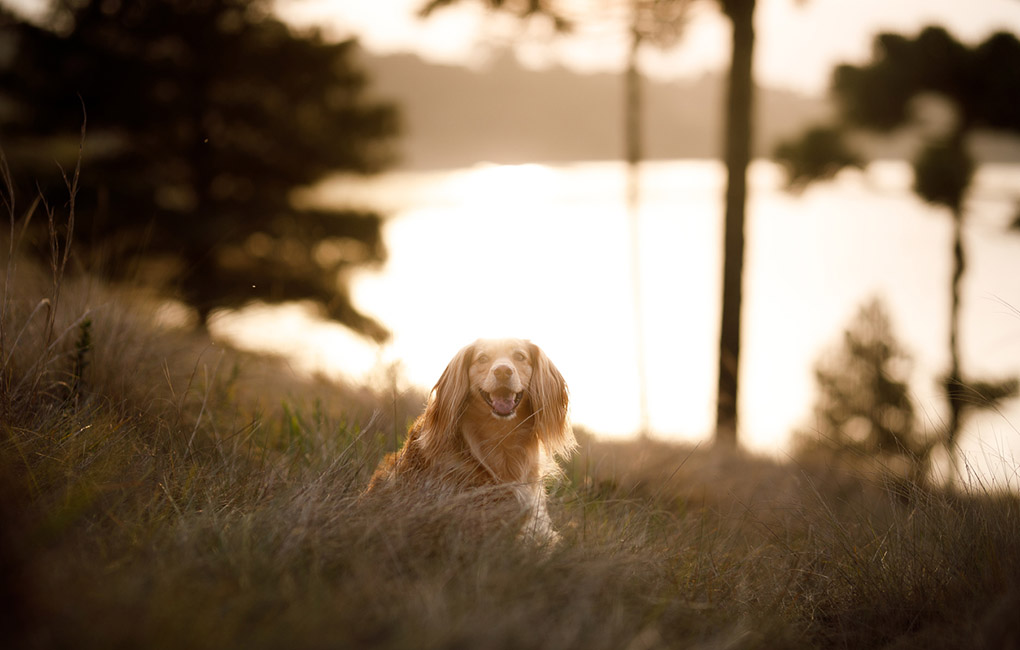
[{"x1": 2, "y1": 0, "x2": 1019, "y2": 485}]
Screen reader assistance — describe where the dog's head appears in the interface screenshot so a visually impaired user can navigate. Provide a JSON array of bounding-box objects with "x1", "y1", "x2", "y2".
[
  {"x1": 420, "y1": 338, "x2": 573, "y2": 459},
  {"x1": 470, "y1": 339, "x2": 532, "y2": 420}
]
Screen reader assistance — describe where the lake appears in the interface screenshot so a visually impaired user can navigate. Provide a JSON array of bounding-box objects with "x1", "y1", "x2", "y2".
[{"x1": 213, "y1": 159, "x2": 1020, "y2": 486}]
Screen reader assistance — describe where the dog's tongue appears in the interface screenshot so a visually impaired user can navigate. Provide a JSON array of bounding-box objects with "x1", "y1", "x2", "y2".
[{"x1": 490, "y1": 394, "x2": 517, "y2": 416}]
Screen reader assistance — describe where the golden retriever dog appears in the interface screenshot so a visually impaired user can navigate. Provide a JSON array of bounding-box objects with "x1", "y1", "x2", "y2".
[{"x1": 366, "y1": 338, "x2": 575, "y2": 543}]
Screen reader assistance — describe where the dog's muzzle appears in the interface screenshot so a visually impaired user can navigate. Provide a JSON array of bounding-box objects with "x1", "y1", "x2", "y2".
[{"x1": 480, "y1": 388, "x2": 523, "y2": 417}]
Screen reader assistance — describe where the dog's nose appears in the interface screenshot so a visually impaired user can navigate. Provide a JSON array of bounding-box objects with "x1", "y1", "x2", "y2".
[{"x1": 493, "y1": 364, "x2": 514, "y2": 381}]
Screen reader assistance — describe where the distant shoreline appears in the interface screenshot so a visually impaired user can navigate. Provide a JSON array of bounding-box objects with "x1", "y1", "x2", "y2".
[{"x1": 361, "y1": 49, "x2": 1020, "y2": 171}]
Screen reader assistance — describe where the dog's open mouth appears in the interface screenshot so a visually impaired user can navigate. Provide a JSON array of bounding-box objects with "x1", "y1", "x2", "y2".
[{"x1": 480, "y1": 388, "x2": 523, "y2": 417}]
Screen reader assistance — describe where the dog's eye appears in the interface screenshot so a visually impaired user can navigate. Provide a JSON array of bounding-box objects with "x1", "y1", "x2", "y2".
[
  {"x1": 513, "y1": 351, "x2": 527, "y2": 362},
  {"x1": 475, "y1": 354, "x2": 490, "y2": 364}
]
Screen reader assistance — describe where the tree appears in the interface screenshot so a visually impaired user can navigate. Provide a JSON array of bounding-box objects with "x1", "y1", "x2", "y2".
[
  {"x1": 625, "y1": 1, "x2": 691, "y2": 437},
  {"x1": 617, "y1": 0, "x2": 758, "y2": 448},
  {"x1": 0, "y1": 0, "x2": 399, "y2": 340},
  {"x1": 712, "y1": 0, "x2": 754, "y2": 447},
  {"x1": 775, "y1": 26, "x2": 1020, "y2": 471},
  {"x1": 794, "y1": 298, "x2": 926, "y2": 480}
]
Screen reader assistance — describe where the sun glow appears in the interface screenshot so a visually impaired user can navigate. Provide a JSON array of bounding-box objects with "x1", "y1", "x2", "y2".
[
  {"x1": 209, "y1": 301, "x2": 385, "y2": 385},
  {"x1": 215, "y1": 158, "x2": 1020, "y2": 480},
  {"x1": 447, "y1": 162, "x2": 559, "y2": 204},
  {"x1": 347, "y1": 162, "x2": 653, "y2": 436}
]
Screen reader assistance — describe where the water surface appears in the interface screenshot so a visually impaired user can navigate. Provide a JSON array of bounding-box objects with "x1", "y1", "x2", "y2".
[{"x1": 216, "y1": 159, "x2": 1020, "y2": 485}]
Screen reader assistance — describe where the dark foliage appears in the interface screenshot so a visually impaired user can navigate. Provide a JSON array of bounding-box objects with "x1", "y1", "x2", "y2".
[
  {"x1": 774, "y1": 124, "x2": 862, "y2": 190},
  {"x1": 833, "y1": 27, "x2": 1020, "y2": 134},
  {"x1": 420, "y1": 0, "x2": 570, "y2": 30},
  {"x1": 796, "y1": 298, "x2": 924, "y2": 464},
  {"x1": 776, "y1": 26, "x2": 1020, "y2": 189},
  {"x1": 0, "y1": 0, "x2": 399, "y2": 339},
  {"x1": 912, "y1": 134, "x2": 974, "y2": 212},
  {"x1": 940, "y1": 375, "x2": 1020, "y2": 424}
]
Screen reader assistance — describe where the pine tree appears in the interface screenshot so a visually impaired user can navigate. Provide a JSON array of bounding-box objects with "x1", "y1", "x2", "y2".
[
  {"x1": 0, "y1": 0, "x2": 399, "y2": 339},
  {"x1": 799, "y1": 299, "x2": 920, "y2": 461}
]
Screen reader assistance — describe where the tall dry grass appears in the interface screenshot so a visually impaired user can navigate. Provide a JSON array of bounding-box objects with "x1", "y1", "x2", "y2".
[{"x1": 2, "y1": 155, "x2": 1019, "y2": 649}]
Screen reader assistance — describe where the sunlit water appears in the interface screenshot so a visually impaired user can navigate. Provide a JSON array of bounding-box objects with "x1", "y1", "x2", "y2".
[{"x1": 212, "y1": 159, "x2": 1020, "y2": 487}]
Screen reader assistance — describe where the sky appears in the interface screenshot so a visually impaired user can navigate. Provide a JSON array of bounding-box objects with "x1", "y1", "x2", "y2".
[{"x1": 277, "y1": 0, "x2": 1020, "y2": 95}]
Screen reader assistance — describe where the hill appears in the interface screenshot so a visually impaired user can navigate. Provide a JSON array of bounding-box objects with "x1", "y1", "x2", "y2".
[
  {"x1": 360, "y1": 50, "x2": 833, "y2": 169},
  {"x1": 360, "y1": 49, "x2": 1020, "y2": 169}
]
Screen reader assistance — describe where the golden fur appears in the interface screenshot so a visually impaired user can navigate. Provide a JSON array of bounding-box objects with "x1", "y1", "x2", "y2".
[{"x1": 366, "y1": 339, "x2": 575, "y2": 542}]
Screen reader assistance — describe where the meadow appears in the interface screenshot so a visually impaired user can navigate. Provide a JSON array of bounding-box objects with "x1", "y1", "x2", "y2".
[{"x1": 3, "y1": 208, "x2": 1020, "y2": 650}]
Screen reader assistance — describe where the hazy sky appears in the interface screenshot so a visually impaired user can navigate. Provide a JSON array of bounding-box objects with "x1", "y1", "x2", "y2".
[{"x1": 279, "y1": 0, "x2": 1020, "y2": 94}]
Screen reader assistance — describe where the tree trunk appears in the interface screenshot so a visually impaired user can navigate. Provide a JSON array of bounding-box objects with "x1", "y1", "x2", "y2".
[
  {"x1": 715, "y1": 0, "x2": 755, "y2": 447},
  {"x1": 944, "y1": 206, "x2": 966, "y2": 464},
  {"x1": 625, "y1": 17, "x2": 650, "y2": 436}
]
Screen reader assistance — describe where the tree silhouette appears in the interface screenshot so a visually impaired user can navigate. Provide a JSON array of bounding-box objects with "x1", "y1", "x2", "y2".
[
  {"x1": 795, "y1": 298, "x2": 926, "y2": 479},
  {"x1": 775, "y1": 26, "x2": 1020, "y2": 471},
  {"x1": 619, "y1": 0, "x2": 758, "y2": 448},
  {"x1": 624, "y1": 0, "x2": 691, "y2": 436},
  {"x1": 773, "y1": 125, "x2": 862, "y2": 190},
  {"x1": 712, "y1": 0, "x2": 754, "y2": 447},
  {"x1": 0, "y1": 0, "x2": 399, "y2": 340}
]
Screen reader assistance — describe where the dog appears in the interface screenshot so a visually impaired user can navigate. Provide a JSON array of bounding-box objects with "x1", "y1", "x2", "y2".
[{"x1": 366, "y1": 338, "x2": 575, "y2": 543}]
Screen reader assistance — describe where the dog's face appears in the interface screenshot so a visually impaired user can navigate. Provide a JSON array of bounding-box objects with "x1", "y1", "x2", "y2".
[
  {"x1": 419, "y1": 338, "x2": 574, "y2": 461},
  {"x1": 468, "y1": 339, "x2": 534, "y2": 420}
]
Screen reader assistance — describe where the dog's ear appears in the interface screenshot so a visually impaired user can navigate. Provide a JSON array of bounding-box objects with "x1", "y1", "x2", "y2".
[
  {"x1": 419, "y1": 342, "x2": 474, "y2": 454},
  {"x1": 528, "y1": 342, "x2": 575, "y2": 460}
]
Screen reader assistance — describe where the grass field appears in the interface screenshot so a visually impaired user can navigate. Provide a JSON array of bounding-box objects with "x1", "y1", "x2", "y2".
[{"x1": 3, "y1": 229, "x2": 1020, "y2": 650}]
